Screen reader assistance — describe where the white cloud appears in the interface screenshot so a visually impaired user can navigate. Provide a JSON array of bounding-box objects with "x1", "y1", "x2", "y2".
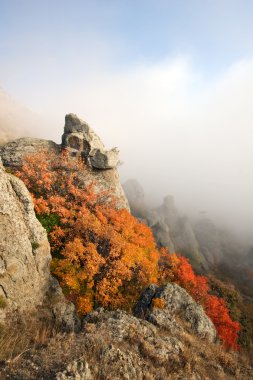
[{"x1": 6, "y1": 55, "x2": 253, "y2": 238}]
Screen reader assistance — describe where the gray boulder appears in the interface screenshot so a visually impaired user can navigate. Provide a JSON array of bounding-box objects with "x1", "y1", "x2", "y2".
[
  {"x1": 89, "y1": 147, "x2": 119, "y2": 170},
  {"x1": 134, "y1": 283, "x2": 216, "y2": 342},
  {"x1": 0, "y1": 137, "x2": 60, "y2": 168}
]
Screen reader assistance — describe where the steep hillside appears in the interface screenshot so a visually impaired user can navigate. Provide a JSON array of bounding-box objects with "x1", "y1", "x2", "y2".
[{"x1": 0, "y1": 117, "x2": 252, "y2": 379}]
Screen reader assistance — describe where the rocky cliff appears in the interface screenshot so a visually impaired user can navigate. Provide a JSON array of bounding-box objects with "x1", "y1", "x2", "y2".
[{"x1": 0, "y1": 158, "x2": 77, "y2": 329}]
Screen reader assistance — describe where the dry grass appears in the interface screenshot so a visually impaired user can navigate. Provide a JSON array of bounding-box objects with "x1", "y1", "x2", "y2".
[
  {"x1": 0, "y1": 314, "x2": 252, "y2": 380},
  {"x1": 0, "y1": 317, "x2": 56, "y2": 363}
]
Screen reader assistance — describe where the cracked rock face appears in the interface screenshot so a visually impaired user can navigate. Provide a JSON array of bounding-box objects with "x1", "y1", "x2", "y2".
[
  {"x1": 134, "y1": 283, "x2": 216, "y2": 342},
  {"x1": 0, "y1": 159, "x2": 78, "y2": 329}
]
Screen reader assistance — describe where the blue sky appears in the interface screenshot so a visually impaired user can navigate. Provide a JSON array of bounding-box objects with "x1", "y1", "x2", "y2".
[
  {"x1": 1, "y1": 1, "x2": 253, "y2": 235},
  {"x1": 1, "y1": 0, "x2": 253, "y2": 94}
]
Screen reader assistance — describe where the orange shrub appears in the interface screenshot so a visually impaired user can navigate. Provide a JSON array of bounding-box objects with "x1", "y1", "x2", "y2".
[{"x1": 16, "y1": 151, "x2": 160, "y2": 313}]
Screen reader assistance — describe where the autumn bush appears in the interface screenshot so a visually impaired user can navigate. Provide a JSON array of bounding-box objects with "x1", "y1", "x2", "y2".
[
  {"x1": 16, "y1": 150, "x2": 240, "y2": 349},
  {"x1": 208, "y1": 274, "x2": 253, "y2": 348},
  {"x1": 16, "y1": 151, "x2": 160, "y2": 314},
  {"x1": 158, "y1": 252, "x2": 240, "y2": 349}
]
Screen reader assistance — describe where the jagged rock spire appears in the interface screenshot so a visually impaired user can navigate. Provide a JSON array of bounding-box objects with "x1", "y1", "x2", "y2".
[{"x1": 62, "y1": 113, "x2": 119, "y2": 170}]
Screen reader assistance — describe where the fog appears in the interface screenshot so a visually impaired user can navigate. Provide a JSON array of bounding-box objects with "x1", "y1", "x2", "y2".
[
  {"x1": 1, "y1": 1, "x2": 253, "y2": 242},
  {"x1": 7, "y1": 56, "x2": 251, "y2": 242}
]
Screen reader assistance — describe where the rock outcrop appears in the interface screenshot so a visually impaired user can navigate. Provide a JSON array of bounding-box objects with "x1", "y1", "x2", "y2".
[
  {"x1": 0, "y1": 137, "x2": 60, "y2": 168},
  {"x1": 152, "y1": 196, "x2": 205, "y2": 268},
  {"x1": 62, "y1": 113, "x2": 120, "y2": 169},
  {"x1": 0, "y1": 158, "x2": 78, "y2": 329},
  {"x1": 58, "y1": 308, "x2": 184, "y2": 379},
  {"x1": 0, "y1": 114, "x2": 129, "y2": 210},
  {"x1": 134, "y1": 283, "x2": 216, "y2": 342}
]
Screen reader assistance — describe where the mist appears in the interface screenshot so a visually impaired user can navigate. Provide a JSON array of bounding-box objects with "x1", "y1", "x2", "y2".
[
  {"x1": 1, "y1": 1, "x2": 253, "y2": 243},
  {"x1": 4, "y1": 56, "x2": 251, "y2": 242}
]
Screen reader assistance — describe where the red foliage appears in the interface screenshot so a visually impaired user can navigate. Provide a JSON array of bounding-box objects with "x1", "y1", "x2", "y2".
[
  {"x1": 205, "y1": 295, "x2": 240, "y2": 350},
  {"x1": 158, "y1": 252, "x2": 240, "y2": 350}
]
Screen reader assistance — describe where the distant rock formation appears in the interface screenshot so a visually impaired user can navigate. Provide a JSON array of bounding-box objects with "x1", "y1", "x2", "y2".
[
  {"x1": 194, "y1": 218, "x2": 224, "y2": 265},
  {"x1": 123, "y1": 180, "x2": 206, "y2": 270},
  {"x1": 0, "y1": 158, "x2": 78, "y2": 329},
  {"x1": 123, "y1": 179, "x2": 147, "y2": 219},
  {"x1": 124, "y1": 179, "x2": 248, "y2": 270},
  {"x1": 0, "y1": 114, "x2": 129, "y2": 210}
]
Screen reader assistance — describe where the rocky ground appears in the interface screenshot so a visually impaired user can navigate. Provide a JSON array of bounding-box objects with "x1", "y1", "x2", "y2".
[{"x1": 0, "y1": 307, "x2": 252, "y2": 380}]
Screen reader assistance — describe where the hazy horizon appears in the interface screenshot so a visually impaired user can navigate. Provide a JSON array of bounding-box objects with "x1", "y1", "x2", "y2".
[{"x1": 1, "y1": 0, "x2": 253, "y2": 242}]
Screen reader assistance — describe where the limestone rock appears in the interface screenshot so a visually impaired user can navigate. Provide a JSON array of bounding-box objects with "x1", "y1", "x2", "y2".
[
  {"x1": 89, "y1": 147, "x2": 119, "y2": 170},
  {"x1": 134, "y1": 283, "x2": 216, "y2": 342},
  {"x1": 62, "y1": 113, "x2": 120, "y2": 170},
  {"x1": 193, "y1": 218, "x2": 243, "y2": 266},
  {"x1": 85, "y1": 308, "x2": 184, "y2": 359},
  {"x1": 0, "y1": 137, "x2": 60, "y2": 168},
  {"x1": 56, "y1": 308, "x2": 183, "y2": 379},
  {"x1": 56, "y1": 360, "x2": 92, "y2": 380},
  {"x1": 0, "y1": 158, "x2": 77, "y2": 329}
]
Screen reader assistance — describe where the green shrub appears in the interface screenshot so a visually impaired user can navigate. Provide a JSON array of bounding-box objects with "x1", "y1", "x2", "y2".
[
  {"x1": 36, "y1": 213, "x2": 60, "y2": 235},
  {"x1": 31, "y1": 241, "x2": 40, "y2": 250}
]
